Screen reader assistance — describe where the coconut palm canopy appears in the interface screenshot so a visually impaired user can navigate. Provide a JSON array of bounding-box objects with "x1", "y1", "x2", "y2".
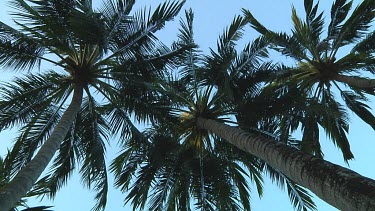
[
  {"x1": 0, "y1": 0, "x2": 374, "y2": 209},
  {"x1": 243, "y1": 0, "x2": 375, "y2": 161},
  {"x1": 110, "y1": 11, "x2": 318, "y2": 211},
  {"x1": 135, "y1": 3, "x2": 375, "y2": 209},
  {"x1": 0, "y1": 0, "x2": 190, "y2": 210}
]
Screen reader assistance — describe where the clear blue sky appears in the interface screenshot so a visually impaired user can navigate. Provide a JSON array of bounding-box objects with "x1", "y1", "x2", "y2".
[{"x1": 0, "y1": 0, "x2": 372, "y2": 210}]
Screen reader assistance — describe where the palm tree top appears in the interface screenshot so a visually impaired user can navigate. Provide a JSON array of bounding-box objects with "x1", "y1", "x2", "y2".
[
  {"x1": 0, "y1": 0, "x2": 189, "y2": 210},
  {"x1": 1, "y1": 0, "x2": 187, "y2": 86},
  {"x1": 241, "y1": 0, "x2": 375, "y2": 161},
  {"x1": 176, "y1": 87, "x2": 234, "y2": 149},
  {"x1": 243, "y1": 0, "x2": 375, "y2": 88}
]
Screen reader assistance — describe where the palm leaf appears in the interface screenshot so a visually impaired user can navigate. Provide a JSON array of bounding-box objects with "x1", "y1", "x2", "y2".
[
  {"x1": 4, "y1": 105, "x2": 62, "y2": 177},
  {"x1": 242, "y1": 9, "x2": 270, "y2": 35},
  {"x1": 77, "y1": 97, "x2": 110, "y2": 211},
  {"x1": 301, "y1": 116, "x2": 323, "y2": 158},
  {"x1": 103, "y1": 0, "x2": 185, "y2": 62},
  {"x1": 327, "y1": 0, "x2": 353, "y2": 39},
  {"x1": 319, "y1": 90, "x2": 353, "y2": 161},
  {"x1": 340, "y1": 90, "x2": 375, "y2": 130},
  {"x1": 352, "y1": 31, "x2": 375, "y2": 53},
  {"x1": 30, "y1": 124, "x2": 77, "y2": 199},
  {"x1": 21, "y1": 206, "x2": 54, "y2": 211},
  {"x1": 0, "y1": 37, "x2": 45, "y2": 71},
  {"x1": 264, "y1": 164, "x2": 317, "y2": 211},
  {"x1": 332, "y1": 0, "x2": 375, "y2": 50},
  {"x1": 0, "y1": 72, "x2": 69, "y2": 131},
  {"x1": 99, "y1": 0, "x2": 136, "y2": 49}
]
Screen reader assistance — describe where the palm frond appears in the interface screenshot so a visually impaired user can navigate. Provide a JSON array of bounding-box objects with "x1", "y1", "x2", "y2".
[
  {"x1": 68, "y1": 10, "x2": 108, "y2": 50},
  {"x1": 76, "y1": 96, "x2": 110, "y2": 211},
  {"x1": 291, "y1": 3, "x2": 323, "y2": 60},
  {"x1": 43, "y1": 145, "x2": 77, "y2": 195},
  {"x1": 4, "y1": 105, "x2": 62, "y2": 177},
  {"x1": 303, "y1": 0, "x2": 324, "y2": 45},
  {"x1": 270, "y1": 32, "x2": 310, "y2": 62},
  {"x1": 335, "y1": 52, "x2": 374, "y2": 73},
  {"x1": 340, "y1": 90, "x2": 375, "y2": 130},
  {"x1": 0, "y1": 72, "x2": 69, "y2": 131},
  {"x1": 319, "y1": 90, "x2": 353, "y2": 161},
  {"x1": 218, "y1": 15, "x2": 247, "y2": 53},
  {"x1": 332, "y1": 0, "x2": 375, "y2": 50},
  {"x1": 352, "y1": 31, "x2": 375, "y2": 53},
  {"x1": 9, "y1": 0, "x2": 75, "y2": 54},
  {"x1": 99, "y1": 0, "x2": 136, "y2": 46},
  {"x1": 112, "y1": 122, "x2": 266, "y2": 211},
  {"x1": 30, "y1": 120, "x2": 78, "y2": 199},
  {"x1": 327, "y1": 0, "x2": 353, "y2": 39},
  {"x1": 242, "y1": 9, "x2": 271, "y2": 35},
  {"x1": 110, "y1": 130, "x2": 150, "y2": 195},
  {"x1": 0, "y1": 37, "x2": 45, "y2": 71},
  {"x1": 104, "y1": 104, "x2": 144, "y2": 143},
  {"x1": 123, "y1": 158, "x2": 157, "y2": 210},
  {"x1": 264, "y1": 164, "x2": 317, "y2": 211},
  {"x1": 103, "y1": 0, "x2": 185, "y2": 62},
  {"x1": 301, "y1": 116, "x2": 323, "y2": 158},
  {"x1": 232, "y1": 36, "x2": 269, "y2": 72}
]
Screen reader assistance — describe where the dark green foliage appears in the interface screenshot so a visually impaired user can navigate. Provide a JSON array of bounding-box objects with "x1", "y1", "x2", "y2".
[
  {"x1": 2, "y1": 0, "x2": 373, "y2": 210},
  {"x1": 263, "y1": 163, "x2": 316, "y2": 211},
  {"x1": 243, "y1": 0, "x2": 375, "y2": 161},
  {"x1": 0, "y1": 0, "x2": 189, "y2": 210},
  {"x1": 111, "y1": 125, "x2": 263, "y2": 211},
  {"x1": 110, "y1": 10, "x2": 318, "y2": 210}
]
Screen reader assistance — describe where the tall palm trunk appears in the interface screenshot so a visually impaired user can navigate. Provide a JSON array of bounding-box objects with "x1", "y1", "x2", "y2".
[
  {"x1": 333, "y1": 74, "x2": 375, "y2": 88},
  {"x1": 0, "y1": 85, "x2": 83, "y2": 211},
  {"x1": 197, "y1": 117, "x2": 375, "y2": 211}
]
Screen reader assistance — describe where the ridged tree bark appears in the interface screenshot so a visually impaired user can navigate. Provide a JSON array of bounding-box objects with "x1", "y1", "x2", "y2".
[
  {"x1": 197, "y1": 117, "x2": 375, "y2": 211},
  {"x1": 0, "y1": 85, "x2": 83, "y2": 211},
  {"x1": 333, "y1": 74, "x2": 375, "y2": 88}
]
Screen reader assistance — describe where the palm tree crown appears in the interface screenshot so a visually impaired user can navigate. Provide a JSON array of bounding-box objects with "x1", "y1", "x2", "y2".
[
  {"x1": 243, "y1": 0, "x2": 375, "y2": 160},
  {"x1": 0, "y1": 0, "x2": 189, "y2": 210},
  {"x1": 110, "y1": 10, "x2": 318, "y2": 210}
]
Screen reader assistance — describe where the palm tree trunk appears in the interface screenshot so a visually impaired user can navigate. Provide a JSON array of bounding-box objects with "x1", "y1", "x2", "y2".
[
  {"x1": 0, "y1": 85, "x2": 83, "y2": 211},
  {"x1": 197, "y1": 117, "x2": 375, "y2": 211},
  {"x1": 333, "y1": 74, "x2": 375, "y2": 88}
]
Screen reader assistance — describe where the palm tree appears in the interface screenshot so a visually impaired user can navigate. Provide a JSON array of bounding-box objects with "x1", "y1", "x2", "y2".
[
  {"x1": 111, "y1": 11, "x2": 317, "y2": 211},
  {"x1": 242, "y1": 0, "x2": 375, "y2": 147},
  {"x1": 160, "y1": 10, "x2": 375, "y2": 210},
  {"x1": 110, "y1": 92, "x2": 317, "y2": 210},
  {"x1": 245, "y1": 0, "x2": 375, "y2": 88},
  {"x1": 172, "y1": 87, "x2": 375, "y2": 211},
  {"x1": 0, "y1": 0, "x2": 188, "y2": 210}
]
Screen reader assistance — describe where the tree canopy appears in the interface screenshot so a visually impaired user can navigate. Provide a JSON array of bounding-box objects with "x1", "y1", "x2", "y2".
[{"x1": 0, "y1": 0, "x2": 375, "y2": 210}]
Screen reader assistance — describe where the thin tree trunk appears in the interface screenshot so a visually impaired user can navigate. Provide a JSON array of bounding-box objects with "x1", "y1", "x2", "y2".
[
  {"x1": 0, "y1": 85, "x2": 83, "y2": 211},
  {"x1": 333, "y1": 74, "x2": 375, "y2": 88},
  {"x1": 197, "y1": 117, "x2": 375, "y2": 211}
]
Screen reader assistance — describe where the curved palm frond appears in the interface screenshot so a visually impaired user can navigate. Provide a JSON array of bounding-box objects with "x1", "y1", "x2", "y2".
[
  {"x1": 0, "y1": 72, "x2": 70, "y2": 131},
  {"x1": 0, "y1": 0, "x2": 188, "y2": 210},
  {"x1": 263, "y1": 163, "x2": 316, "y2": 211}
]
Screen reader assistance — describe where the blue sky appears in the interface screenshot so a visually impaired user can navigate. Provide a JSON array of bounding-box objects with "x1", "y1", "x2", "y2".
[{"x1": 0, "y1": 0, "x2": 372, "y2": 210}]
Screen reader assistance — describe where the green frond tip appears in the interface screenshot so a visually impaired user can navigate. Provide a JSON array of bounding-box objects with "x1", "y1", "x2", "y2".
[{"x1": 21, "y1": 206, "x2": 54, "y2": 211}]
